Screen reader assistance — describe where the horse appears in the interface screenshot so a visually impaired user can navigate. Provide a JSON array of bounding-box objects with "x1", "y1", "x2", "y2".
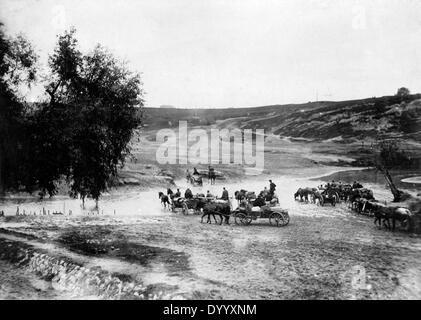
[
  {"x1": 183, "y1": 196, "x2": 208, "y2": 214},
  {"x1": 311, "y1": 190, "x2": 324, "y2": 205},
  {"x1": 158, "y1": 192, "x2": 171, "y2": 209},
  {"x1": 201, "y1": 202, "x2": 231, "y2": 225},
  {"x1": 235, "y1": 190, "x2": 256, "y2": 205},
  {"x1": 319, "y1": 189, "x2": 337, "y2": 206},
  {"x1": 374, "y1": 205, "x2": 413, "y2": 231},
  {"x1": 294, "y1": 187, "x2": 313, "y2": 202}
]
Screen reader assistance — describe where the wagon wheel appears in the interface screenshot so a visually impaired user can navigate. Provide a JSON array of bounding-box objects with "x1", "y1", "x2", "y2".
[
  {"x1": 182, "y1": 202, "x2": 189, "y2": 215},
  {"x1": 269, "y1": 212, "x2": 285, "y2": 227},
  {"x1": 280, "y1": 211, "x2": 290, "y2": 226},
  {"x1": 234, "y1": 212, "x2": 252, "y2": 226}
]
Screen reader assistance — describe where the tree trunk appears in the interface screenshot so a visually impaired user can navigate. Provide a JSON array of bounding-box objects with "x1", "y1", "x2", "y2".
[{"x1": 380, "y1": 167, "x2": 402, "y2": 202}]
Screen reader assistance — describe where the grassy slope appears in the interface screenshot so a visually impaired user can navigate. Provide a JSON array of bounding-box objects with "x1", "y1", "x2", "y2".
[{"x1": 142, "y1": 94, "x2": 421, "y2": 142}]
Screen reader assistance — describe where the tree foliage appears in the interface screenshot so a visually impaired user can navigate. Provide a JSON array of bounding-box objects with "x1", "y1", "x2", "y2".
[
  {"x1": 0, "y1": 23, "x2": 38, "y2": 193},
  {"x1": 396, "y1": 87, "x2": 410, "y2": 97},
  {"x1": 28, "y1": 28, "x2": 143, "y2": 202}
]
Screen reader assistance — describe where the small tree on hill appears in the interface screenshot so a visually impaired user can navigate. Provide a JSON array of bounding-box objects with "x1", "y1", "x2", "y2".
[
  {"x1": 396, "y1": 87, "x2": 410, "y2": 97},
  {"x1": 374, "y1": 138, "x2": 412, "y2": 202}
]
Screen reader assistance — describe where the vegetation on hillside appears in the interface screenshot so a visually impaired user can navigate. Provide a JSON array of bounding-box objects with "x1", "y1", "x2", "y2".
[{"x1": 143, "y1": 95, "x2": 421, "y2": 142}]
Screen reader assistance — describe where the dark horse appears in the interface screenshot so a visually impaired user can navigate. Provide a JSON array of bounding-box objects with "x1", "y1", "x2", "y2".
[
  {"x1": 234, "y1": 190, "x2": 256, "y2": 205},
  {"x1": 158, "y1": 192, "x2": 171, "y2": 209},
  {"x1": 201, "y1": 202, "x2": 231, "y2": 225}
]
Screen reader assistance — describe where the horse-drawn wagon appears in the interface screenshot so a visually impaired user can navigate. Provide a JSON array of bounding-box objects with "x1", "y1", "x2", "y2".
[
  {"x1": 232, "y1": 205, "x2": 290, "y2": 227},
  {"x1": 186, "y1": 173, "x2": 203, "y2": 186},
  {"x1": 171, "y1": 196, "x2": 207, "y2": 214}
]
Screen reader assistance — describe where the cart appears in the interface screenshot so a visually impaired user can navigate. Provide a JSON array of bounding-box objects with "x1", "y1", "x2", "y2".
[{"x1": 232, "y1": 205, "x2": 290, "y2": 227}]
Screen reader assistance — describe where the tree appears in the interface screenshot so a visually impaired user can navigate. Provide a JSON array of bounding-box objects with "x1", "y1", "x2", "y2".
[
  {"x1": 0, "y1": 23, "x2": 38, "y2": 193},
  {"x1": 396, "y1": 87, "x2": 410, "y2": 97},
  {"x1": 374, "y1": 138, "x2": 412, "y2": 202},
  {"x1": 31, "y1": 28, "x2": 143, "y2": 205}
]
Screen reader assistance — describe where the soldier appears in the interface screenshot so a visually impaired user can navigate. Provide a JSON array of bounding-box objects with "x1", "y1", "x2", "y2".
[
  {"x1": 221, "y1": 187, "x2": 229, "y2": 201},
  {"x1": 269, "y1": 180, "x2": 276, "y2": 195},
  {"x1": 184, "y1": 188, "x2": 193, "y2": 199},
  {"x1": 206, "y1": 190, "x2": 214, "y2": 199}
]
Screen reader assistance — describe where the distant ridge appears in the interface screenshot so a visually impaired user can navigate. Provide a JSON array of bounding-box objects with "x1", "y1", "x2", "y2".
[{"x1": 142, "y1": 94, "x2": 421, "y2": 141}]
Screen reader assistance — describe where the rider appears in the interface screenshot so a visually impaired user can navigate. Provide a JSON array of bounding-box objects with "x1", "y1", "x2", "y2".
[
  {"x1": 221, "y1": 187, "x2": 229, "y2": 201},
  {"x1": 174, "y1": 188, "x2": 181, "y2": 198},
  {"x1": 269, "y1": 180, "x2": 276, "y2": 195},
  {"x1": 193, "y1": 167, "x2": 199, "y2": 175},
  {"x1": 206, "y1": 190, "x2": 214, "y2": 199},
  {"x1": 184, "y1": 188, "x2": 193, "y2": 199}
]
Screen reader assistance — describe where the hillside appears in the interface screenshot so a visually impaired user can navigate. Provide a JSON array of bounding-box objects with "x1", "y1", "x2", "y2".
[{"x1": 142, "y1": 94, "x2": 421, "y2": 141}]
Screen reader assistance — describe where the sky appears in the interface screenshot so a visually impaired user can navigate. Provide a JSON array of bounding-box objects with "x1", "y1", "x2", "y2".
[{"x1": 1, "y1": 0, "x2": 420, "y2": 108}]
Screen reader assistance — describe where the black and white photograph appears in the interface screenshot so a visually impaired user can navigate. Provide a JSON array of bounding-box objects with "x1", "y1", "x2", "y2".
[{"x1": 0, "y1": 0, "x2": 420, "y2": 304}]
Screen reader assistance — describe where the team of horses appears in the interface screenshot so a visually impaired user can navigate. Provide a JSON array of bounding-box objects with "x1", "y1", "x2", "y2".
[
  {"x1": 294, "y1": 183, "x2": 414, "y2": 232},
  {"x1": 159, "y1": 190, "x2": 231, "y2": 224},
  {"x1": 159, "y1": 187, "x2": 281, "y2": 225}
]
